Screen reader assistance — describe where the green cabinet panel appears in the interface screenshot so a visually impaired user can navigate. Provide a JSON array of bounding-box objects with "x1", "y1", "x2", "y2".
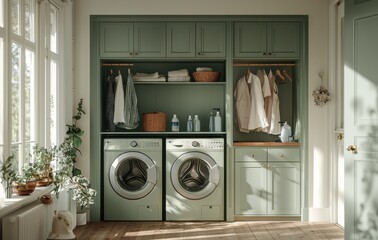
[
  {"x1": 234, "y1": 147, "x2": 301, "y2": 216},
  {"x1": 234, "y1": 22, "x2": 300, "y2": 58},
  {"x1": 233, "y1": 22, "x2": 267, "y2": 58},
  {"x1": 235, "y1": 162, "x2": 267, "y2": 215},
  {"x1": 99, "y1": 22, "x2": 133, "y2": 57},
  {"x1": 167, "y1": 22, "x2": 196, "y2": 58},
  {"x1": 99, "y1": 22, "x2": 165, "y2": 58},
  {"x1": 268, "y1": 162, "x2": 300, "y2": 215},
  {"x1": 134, "y1": 22, "x2": 166, "y2": 58},
  {"x1": 196, "y1": 22, "x2": 226, "y2": 58},
  {"x1": 267, "y1": 22, "x2": 300, "y2": 58}
]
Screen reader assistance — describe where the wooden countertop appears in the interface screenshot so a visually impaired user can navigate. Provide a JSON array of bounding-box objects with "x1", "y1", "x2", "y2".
[{"x1": 233, "y1": 142, "x2": 300, "y2": 147}]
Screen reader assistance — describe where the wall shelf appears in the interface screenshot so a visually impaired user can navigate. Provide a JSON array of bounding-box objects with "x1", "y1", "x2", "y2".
[{"x1": 233, "y1": 142, "x2": 300, "y2": 147}]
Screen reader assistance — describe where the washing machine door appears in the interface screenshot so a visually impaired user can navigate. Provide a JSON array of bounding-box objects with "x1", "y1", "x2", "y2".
[
  {"x1": 109, "y1": 152, "x2": 158, "y2": 200},
  {"x1": 171, "y1": 152, "x2": 220, "y2": 200}
]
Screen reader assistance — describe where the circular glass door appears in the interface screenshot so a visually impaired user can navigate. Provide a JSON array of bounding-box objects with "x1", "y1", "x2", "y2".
[
  {"x1": 109, "y1": 152, "x2": 157, "y2": 199},
  {"x1": 171, "y1": 152, "x2": 219, "y2": 200}
]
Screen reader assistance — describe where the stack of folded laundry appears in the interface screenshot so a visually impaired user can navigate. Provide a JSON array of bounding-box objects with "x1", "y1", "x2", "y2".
[
  {"x1": 167, "y1": 69, "x2": 191, "y2": 82},
  {"x1": 133, "y1": 72, "x2": 166, "y2": 82}
]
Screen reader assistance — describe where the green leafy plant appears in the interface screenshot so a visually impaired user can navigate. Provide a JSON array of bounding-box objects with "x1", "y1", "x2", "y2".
[
  {"x1": 52, "y1": 98, "x2": 96, "y2": 211},
  {"x1": 0, "y1": 155, "x2": 18, "y2": 191}
]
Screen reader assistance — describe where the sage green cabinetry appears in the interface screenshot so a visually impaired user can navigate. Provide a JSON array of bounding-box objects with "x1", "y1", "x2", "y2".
[
  {"x1": 99, "y1": 22, "x2": 166, "y2": 58},
  {"x1": 196, "y1": 22, "x2": 226, "y2": 58},
  {"x1": 234, "y1": 147, "x2": 301, "y2": 215},
  {"x1": 167, "y1": 22, "x2": 226, "y2": 58},
  {"x1": 234, "y1": 22, "x2": 300, "y2": 58}
]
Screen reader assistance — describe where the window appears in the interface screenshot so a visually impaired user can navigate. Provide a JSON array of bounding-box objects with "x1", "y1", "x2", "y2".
[
  {"x1": 10, "y1": 0, "x2": 37, "y2": 170},
  {"x1": 0, "y1": 0, "x2": 4, "y2": 158},
  {"x1": 0, "y1": 0, "x2": 71, "y2": 175}
]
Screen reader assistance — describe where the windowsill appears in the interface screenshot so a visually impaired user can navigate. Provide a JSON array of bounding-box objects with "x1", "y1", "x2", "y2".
[{"x1": 0, "y1": 186, "x2": 53, "y2": 219}]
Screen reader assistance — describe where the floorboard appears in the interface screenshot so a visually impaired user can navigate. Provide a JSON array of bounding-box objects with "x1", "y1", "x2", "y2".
[{"x1": 73, "y1": 221, "x2": 344, "y2": 240}]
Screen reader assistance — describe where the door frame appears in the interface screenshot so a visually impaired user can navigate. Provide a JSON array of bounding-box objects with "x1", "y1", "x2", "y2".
[{"x1": 328, "y1": 0, "x2": 345, "y2": 226}]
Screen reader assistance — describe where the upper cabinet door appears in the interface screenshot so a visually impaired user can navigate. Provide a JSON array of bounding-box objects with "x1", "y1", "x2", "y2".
[
  {"x1": 234, "y1": 22, "x2": 267, "y2": 58},
  {"x1": 167, "y1": 22, "x2": 196, "y2": 58},
  {"x1": 234, "y1": 21, "x2": 301, "y2": 58},
  {"x1": 196, "y1": 22, "x2": 226, "y2": 58},
  {"x1": 134, "y1": 22, "x2": 166, "y2": 58},
  {"x1": 267, "y1": 22, "x2": 300, "y2": 58},
  {"x1": 99, "y1": 22, "x2": 133, "y2": 58}
]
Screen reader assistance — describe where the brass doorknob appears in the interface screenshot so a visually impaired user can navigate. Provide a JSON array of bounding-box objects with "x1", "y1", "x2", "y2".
[
  {"x1": 347, "y1": 144, "x2": 357, "y2": 153},
  {"x1": 337, "y1": 133, "x2": 344, "y2": 140}
]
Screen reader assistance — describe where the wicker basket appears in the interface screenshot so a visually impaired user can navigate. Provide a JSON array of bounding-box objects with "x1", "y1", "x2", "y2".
[
  {"x1": 143, "y1": 112, "x2": 166, "y2": 132},
  {"x1": 193, "y1": 72, "x2": 221, "y2": 82}
]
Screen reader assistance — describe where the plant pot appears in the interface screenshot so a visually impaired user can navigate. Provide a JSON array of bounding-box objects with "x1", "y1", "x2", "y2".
[
  {"x1": 12, "y1": 181, "x2": 37, "y2": 195},
  {"x1": 76, "y1": 211, "x2": 87, "y2": 226}
]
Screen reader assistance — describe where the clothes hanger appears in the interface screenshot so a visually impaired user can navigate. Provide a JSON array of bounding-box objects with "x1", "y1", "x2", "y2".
[
  {"x1": 244, "y1": 65, "x2": 251, "y2": 82},
  {"x1": 275, "y1": 69, "x2": 285, "y2": 81},
  {"x1": 283, "y1": 69, "x2": 292, "y2": 82}
]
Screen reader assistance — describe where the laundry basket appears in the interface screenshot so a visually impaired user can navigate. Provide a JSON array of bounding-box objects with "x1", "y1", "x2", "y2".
[
  {"x1": 193, "y1": 72, "x2": 221, "y2": 82},
  {"x1": 143, "y1": 112, "x2": 166, "y2": 132}
]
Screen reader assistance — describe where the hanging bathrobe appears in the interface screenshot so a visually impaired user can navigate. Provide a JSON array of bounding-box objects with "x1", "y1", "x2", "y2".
[
  {"x1": 105, "y1": 72, "x2": 116, "y2": 132},
  {"x1": 265, "y1": 70, "x2": 281, "y2": 135},
  {"x1": 123, "y1": 73, "x2": 140, "y2": 129},
  {"x1": 113, "y1": 72, "x2": 126, "y2": 126}
]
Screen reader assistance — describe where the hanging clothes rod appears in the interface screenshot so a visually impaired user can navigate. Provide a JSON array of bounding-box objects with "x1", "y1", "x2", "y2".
[
  {"x1": 102, "y1": 63, "x2": 135, "y2": 66},
  {"x1": 233, "y1": 63, "x2": 296, "y2": 67}
]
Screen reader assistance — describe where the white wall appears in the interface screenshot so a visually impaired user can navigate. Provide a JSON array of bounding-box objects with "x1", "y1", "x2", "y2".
[{"x1": 73, "y1": 0, "x2": 330, "y2": 221}]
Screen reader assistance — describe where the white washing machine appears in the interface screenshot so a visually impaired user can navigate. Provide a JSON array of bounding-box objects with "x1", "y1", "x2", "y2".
[
  {"x1": 103, "y1": 138, "x2": 162, "y2": 221},
  {"x1": 166, "y1": 138, "x2": 224, "y2": 221}
]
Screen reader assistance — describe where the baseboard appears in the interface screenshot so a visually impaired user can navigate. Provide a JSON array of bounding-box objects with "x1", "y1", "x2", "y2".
[
  {"x1": 306, "y1": 207, "x2": 331, "y2": 222},
  {"x1": 234, "y1": 216, "x2": 301, "y2": 221}
]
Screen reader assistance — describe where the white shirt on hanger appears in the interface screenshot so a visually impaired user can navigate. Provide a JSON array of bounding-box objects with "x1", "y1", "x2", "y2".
[
  {"x1": 234, "y1": 74, "x2": 251, "y2": 133},
  {"x1": 248, "y1": 72, "x2": 269, "y2": 131}
]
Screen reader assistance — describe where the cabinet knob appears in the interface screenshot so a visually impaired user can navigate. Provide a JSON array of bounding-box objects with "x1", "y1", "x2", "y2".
[
  {"x1": 268, "y1": 165, "x2": 272, "y2": 169},
  {"x1": 280, "y1": 153, "x2": 284, "y2": 157},
  {"x1": 262, "y1": 164, "x2": 266, "y2": 168},
  {"x1": 263, "y1": 52, "x2": 267, "y2": 55},
  {"x1": 129, "y1": 52, "x2": 133, "y2": 55},
  {"x1": 268, "y1": 52, "x2": 272, "y2": 55},
  {"x1": 134, "y1": 52, "x2": 138, "y2": 55},
  {"x1": 249, "y1": 154, "x2": 255, "y2": 158},
  {"x1": 197, "y1": 52, "x2": 203, "y2": 55},
  {"x1": 347, "y1": 144, "x2": 357, "y2": 153}
]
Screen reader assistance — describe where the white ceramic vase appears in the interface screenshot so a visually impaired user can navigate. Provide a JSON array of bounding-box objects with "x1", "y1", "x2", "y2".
[{"x1": 76, "y1": 212, "x2": 87, "y2": 226}]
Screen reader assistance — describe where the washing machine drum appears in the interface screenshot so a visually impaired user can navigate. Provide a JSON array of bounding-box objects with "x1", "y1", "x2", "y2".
[
  {"x1": 171, "y1": 152, "x2": 220, "y2": 200},
  {"x1": 109, "y1": 152, "x2": 158, "y2": 200}
]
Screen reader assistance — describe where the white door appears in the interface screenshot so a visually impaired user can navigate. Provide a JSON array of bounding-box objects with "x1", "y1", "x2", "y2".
[{"x1": 345, "y1": 0, "x2": 378, "y2": 239}]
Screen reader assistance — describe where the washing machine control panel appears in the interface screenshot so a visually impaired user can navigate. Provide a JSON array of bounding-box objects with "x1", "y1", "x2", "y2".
[{"x1": 167, "y1": 138, "x2": 224, "y2": 150}]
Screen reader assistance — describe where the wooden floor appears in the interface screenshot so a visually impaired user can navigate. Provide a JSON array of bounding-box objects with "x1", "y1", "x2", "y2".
[{"x1": 73, "y1": 221, "x2": 344, "y2": 240}]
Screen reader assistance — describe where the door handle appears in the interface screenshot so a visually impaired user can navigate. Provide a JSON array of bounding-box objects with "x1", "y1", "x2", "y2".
[{"x1": 347, "y1": 144, "x2": 357, "y2": 153}]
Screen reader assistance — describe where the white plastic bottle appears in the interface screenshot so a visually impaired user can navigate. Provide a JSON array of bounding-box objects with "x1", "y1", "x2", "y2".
[
  {"x1": 171, "y1": 114, "x2": 180, "y2": 132},
  {"x1": 187, "y1": 115, "x2": 193, "y2": 132},
  {"x1": 280, "y1": 122, "x2": 291, "y2": 142},
  {"x1": 214, "y1": 111, "x2": 222, "y2": 132},
  {"x1": 193, "y1": 115, "x2": 201, "y2": 132}
]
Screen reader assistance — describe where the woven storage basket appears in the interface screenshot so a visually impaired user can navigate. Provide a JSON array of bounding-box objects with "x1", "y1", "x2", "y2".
[
  {"x1": 143, "y1": 112, "x2": 166, "y2": 132},
  {"x1": 193, "y1": 72, "x2": 220, "y2": 82}
]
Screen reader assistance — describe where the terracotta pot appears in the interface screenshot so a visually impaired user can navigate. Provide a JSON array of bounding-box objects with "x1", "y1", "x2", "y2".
[{"x1": 13, "y1": 181, "x2": 37, "y2": 195}]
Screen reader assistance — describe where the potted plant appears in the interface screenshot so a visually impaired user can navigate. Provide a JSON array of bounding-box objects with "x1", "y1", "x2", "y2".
[
  {"x1": 0, "y1": 155, "x2": 18, "y2": 198},
  {"x1": 32, "y1": 145, "x2": 57, "y2": 186},
  {"x1": 52, "y1": 98, "x2": 96, "y2": 225},
  {"x1": 12, "y1": 163, "x2": 39, "y2": 196}
]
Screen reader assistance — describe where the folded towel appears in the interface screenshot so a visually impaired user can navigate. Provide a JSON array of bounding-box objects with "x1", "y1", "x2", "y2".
[
  {"x1": 133, "y1": 76, "x2": 166, "y2": 82},
  {"x1": 167, "y1": 76, "x2": 191, "y2": 82},
  {"x1": 134, "y1": 72, "x2": 159, "y2": 78},
  {"x1": 196, "y1": 67, "x2": 213, "y2": 72},
  {"x1": 168, "y1": 69, "x2": 189, "y2": 77}
]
